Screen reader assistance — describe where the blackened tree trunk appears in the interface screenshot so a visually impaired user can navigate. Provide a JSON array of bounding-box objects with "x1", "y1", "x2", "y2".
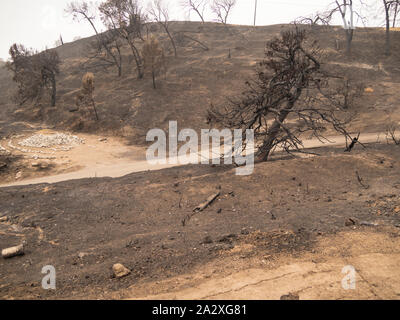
[
  {"x1": 128, "y1": 42, "x2": 144, "y2": 79},
  {"x1": 164, "y1": 26, "x2": 177, "y2": 57},
  {"x1": 393, "y1": 2, "x2": 399, "y2": 27},
  {"x1": 345, "y1": 29, "x2": 354, "y2": 54},
  {"x1": 152, "y1": 70, "x2": 156, "y2": 89},
  {"x1": 91, "y1": 98, "x2": 99, "y2": 121},
  {"x1": 259, "y1": 91, "x2": 301, "y2": 161},
  {"x1": 51, "y1": 75, "x2": 56, "y2": 107}
]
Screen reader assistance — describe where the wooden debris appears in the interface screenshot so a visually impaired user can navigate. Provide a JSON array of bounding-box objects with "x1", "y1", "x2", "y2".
[
  {"x1": 2, "y1": 244, "x2": 24, "y2": 259},
  {"x1": 360, "y1": 221, "x2": 379, "y2": 227},
  {"x1": 193, "y1": 192, "x2": 220, "y2": 212},
  {"x1": 356, "y1": 171, "x2": 370, "y2": 189},
  {"x1": 182, "y1": 192, "x2": 222, "y2": 226}
]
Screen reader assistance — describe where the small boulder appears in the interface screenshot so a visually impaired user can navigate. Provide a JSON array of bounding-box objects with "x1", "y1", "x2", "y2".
[
  {"x1": 112, "y1": 263, "x2": 131, "y2": 278},
  {"x1": 40, "y1": 162, "x2": 49, "y2": 169},
  {"x1": 69, "y1": 106, "x2": 79, "y2": 113},
  {"x1": 280, "y1": 293, "x2": 299, "y2": 300},
  {"x1": 78, "y1": 252, "x2": 88, "y2": 259},
  {"x1": 201, "y1": 236, "x2": 213, "y2": 244}
]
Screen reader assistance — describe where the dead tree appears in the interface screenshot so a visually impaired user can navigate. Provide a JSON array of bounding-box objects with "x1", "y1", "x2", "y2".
[
  {"x1": 66, "y1": 1, "x2": 123, "y2": 76},
  {"x1": 299, "y1": 1, "x2": 365, "y2": 54},
  {"x1": 180, "y1": 0, "x2": 207, "y2": 23},
  {"x1": 382, "y1": 0, "x2": 400, "y2": 55},
  {"x1": 333, "y1": 0, "x2": 358, "y2": 54},
  {"x1": 210, "y1": 0, "x2": 236, "y2": 24},
  {"x1": 386, "y1": 123, "x2": 400, "y2": 145},
  {"x1": 392, "y1": 0, "x2": 400, "y2": 26},
  {"x1": 99, "y1": 0, "x2": 147, "y2": 79},
  {"x1": 207, "y1": 28, "x2": 360, "y2": 161},
  {"x1": 294, "y1": 10, "x2": 335, "y2": 28},
  {"x1": 7, "y1": 44, "x2": 61, "y2": 107},
  {"x1": 142, "y1": 36, "x2": 165, "y2": 89},
  {"x1": 345, "y1": 132, "x2": 360, "y2": 152},
  {"x1": 76, "y1": 72, "x2": 99, "y2": 120},
  {"x1": 148, "y1": 0, "x2": 177, "y2": 57}
]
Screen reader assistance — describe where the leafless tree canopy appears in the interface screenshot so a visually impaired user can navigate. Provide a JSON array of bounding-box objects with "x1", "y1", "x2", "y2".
[
  {"x1": 66, "y1": 1, "x2": 100, "y2": 34},
  {"x1": 294, "y1": 10, "x2": 336, "y2": 27},
  {"x1": 207, "y1": 28, "x2": 360, "y2": 161},
  {"x1": 386, "y1": 122, "x2": 400, "y2": 145},
  {"x1": 180, "y1": 0, "x2": 207, "y2": 23},
  {"x1": 295, "y1": 0, "x2": 366, "y2": 54},
  {"x1": 142, "y1": 36, "x2": 166, "y2": 89},
  {"x1": 66, "y1": 1, "x2": 124, "y2": 76},
  {"x1": 6, "y1": 44, "x2": 61, "y2": 107},
  {"x1": 148, "y1": 0, "x2": 177, "y2": 57},
  {"x1": 210, "y1": 0, "x2": 236, "y2": 24},
  {"x1": 99, "y1": 0, "x2": 147, "y2": 78}
]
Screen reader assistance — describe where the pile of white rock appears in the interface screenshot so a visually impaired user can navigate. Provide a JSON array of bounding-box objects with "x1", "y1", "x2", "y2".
[{"x1": 18, "y1": 133, "x2": 84, "y2": 148}]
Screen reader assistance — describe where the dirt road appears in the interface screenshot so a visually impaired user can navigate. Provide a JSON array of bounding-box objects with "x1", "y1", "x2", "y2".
[{"x1": 0, "y1": 132, "x2": 388, "y2": 188}]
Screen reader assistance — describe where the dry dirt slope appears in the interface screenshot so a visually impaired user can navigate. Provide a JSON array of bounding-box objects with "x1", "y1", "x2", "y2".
[
  {"x1": 0, "y1": 143, "x2": 400, "y2": 299},
  {"x1": 1, "y1": 23, "x2": 400, "y2": 142},
  {"x1": 1, "y1": 23, "x2": 400, "y2": 299}
]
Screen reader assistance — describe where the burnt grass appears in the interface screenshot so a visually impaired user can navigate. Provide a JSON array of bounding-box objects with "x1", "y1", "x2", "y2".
[{"x1": 1, "y1": 144, "x2": 400, "y2": 299}]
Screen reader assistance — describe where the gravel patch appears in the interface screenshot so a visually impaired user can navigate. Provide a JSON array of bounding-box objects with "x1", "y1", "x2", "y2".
[{"x1": 18, "y1": 133, "x2": 84, "y2": 148}]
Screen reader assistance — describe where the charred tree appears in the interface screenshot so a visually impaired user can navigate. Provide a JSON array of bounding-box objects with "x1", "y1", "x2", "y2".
[{"x1": 207, "y1": 28, "x2": 360, "y2": 161}]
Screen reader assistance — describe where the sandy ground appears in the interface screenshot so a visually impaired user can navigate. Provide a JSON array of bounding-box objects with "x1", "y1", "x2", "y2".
[
  {"x1": 0, "y1": 130, "x2": 393, "y2": 188},
  {"x1": 0, "y1": 129, "x2": 146, "y2": 186},
  {"x1": 121, "y1": 229, "x2": 400, "y2": 300}
]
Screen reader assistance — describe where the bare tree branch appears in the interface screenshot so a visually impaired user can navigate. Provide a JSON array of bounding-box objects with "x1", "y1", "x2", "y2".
[
  {"x1": 181, "y1": 0, "x2": 207, "y2": 23},
  {"x1": 210, "y1": 0, "x2": 236, "y2": 24},
  {"x1": 66, "y1": 1, "x2": 124, "y2": 76},
  {"x1": 148, "y1": 0, "x2": 177, "y2": 57}
]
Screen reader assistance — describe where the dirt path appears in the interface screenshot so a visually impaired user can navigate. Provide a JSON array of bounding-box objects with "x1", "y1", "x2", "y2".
[
  {"x1": 0, "y1": 131, "x2": 389, "y2": 188},
  {"x1": 119, "y1": 229, "x2": 400, "y2": 300}
]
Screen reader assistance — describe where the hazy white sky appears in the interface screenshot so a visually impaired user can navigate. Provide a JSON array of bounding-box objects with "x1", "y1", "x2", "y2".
[{"x1": 0, "y1": 0, "x2": 380, "y2": 60}]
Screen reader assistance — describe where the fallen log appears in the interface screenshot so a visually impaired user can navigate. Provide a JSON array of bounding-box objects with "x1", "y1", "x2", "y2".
[
  {"x1": 193, "y1": 192, "x2": 220, "y2": 212},
  {"x1": 356, "y1": 171, "x2": 370, "y2": 189},
  {"x1": 2, "y1": 244, "x2": 24, "y2": 259}
]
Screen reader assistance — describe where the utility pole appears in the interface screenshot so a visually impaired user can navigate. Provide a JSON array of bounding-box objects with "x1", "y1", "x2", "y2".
[{"x1": 254, "y1": 0, "x2": 258, "y2": 26}]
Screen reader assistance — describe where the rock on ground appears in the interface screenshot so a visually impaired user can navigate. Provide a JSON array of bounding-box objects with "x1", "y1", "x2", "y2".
[{"x1": 112, "y1": 263, "x2": 131, "y2": 278}]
